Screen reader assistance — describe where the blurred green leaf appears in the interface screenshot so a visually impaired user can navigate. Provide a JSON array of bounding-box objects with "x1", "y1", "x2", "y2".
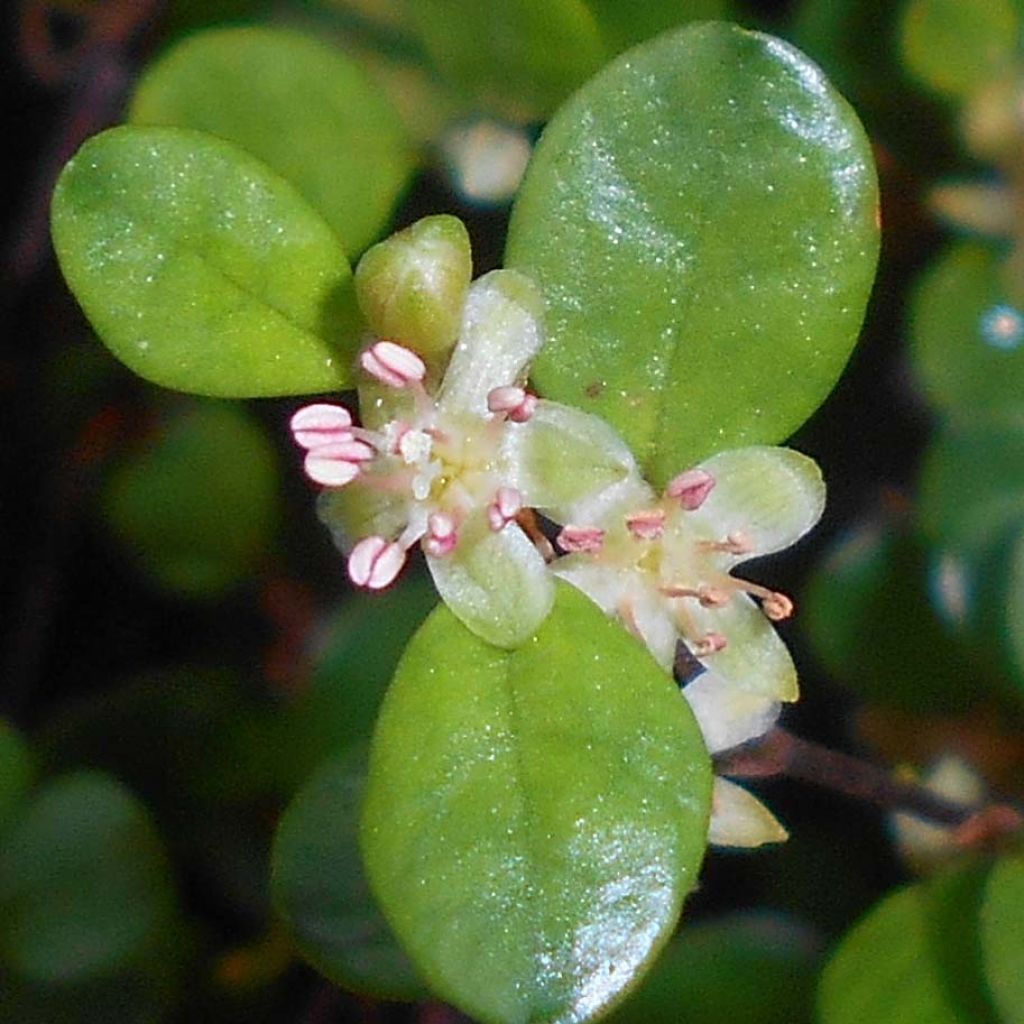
[
  {"x1": 980, "y1": 856, "x2": 1024, "y2": 1024},
  {"x1": 818, "y1": 878, "x2": 993, "y2": 1024},
  {"x1": 507, "y1": 23, "x2": 879, "y2": 485},
  {"x1": 901, "y1": 0, "x2": 1019, "y2": 98},
  {"x1": 585, "y1": 0, "x2": 728, "y2": 54},
  {"x1": 131, "y1": 26, "x2": 416, "y2": 257},
  {"x1": 972, "y1": 521, "x2": 1024, "y2": 695},
  {"x1": 102, "y1": 401, "x2": 278, "y2": 597},
  {"x1": 0, "y1": 721, "x2": 33, "y2": 835},
  {"x1": 802, "y1": 520, "x2": 978, "y2": 711},
  {"x1": 605, "y1": 912, "x2": 820, "y2": 1024},
  {"x1": 271, "y1": 748, "x2": 428, "y2": 1000},
  {"x1": 362, "y1": 582, "x2": 712, "y2": 1024},
  {"x1": 51, "y1": 126, "x2": 361, "y2": 397},
  {"x1": 910, "y1": 242, "x2": 1024, "y2": 415},
  {"x1": 0, "y1": 771, "x2": 179, "y2": 985},
  {"x1": 405, "y1": 0, "x2": 605, "y2": 122}
]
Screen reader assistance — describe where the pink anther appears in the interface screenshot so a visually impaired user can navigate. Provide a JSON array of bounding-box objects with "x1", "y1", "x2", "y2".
[
  {"x1": 626, "y1": 508, "x2": 666, "y2": 540},
  {"x1": 303, "y1": 439, "x2": 375, "y2": 487},
  {"x1": 423, "y1": 512, "x2": 458, "y2": 557},
  {"x1": 557, "y1": 524, "x2": 605, "y2": 554},
  {"x1": 360, "y1": 340, "x2": 426, "y2": 388},
  {"x1": 487, "y1": 486, "x2": 523, "y2": 532},
  {"x1": 762, "y1": 591, "x2": 794, "y2": 621},
  {"x1": 697, "y1": 584, "x2": 731, "y2": 608},
  {"x1": 693, "y1": 632, "x2": 728, "y2": 656},
  {"x1": 487, "y1": 386, "x2": 538, "y2": 423},
  {"x1": 666, "y1": 468, "x2": 716, "y2": 510},
  {"x1": 348, "y1": 536, "x2": 406, "y2": 589},
  {"x1": 290, "y1": 403, "x2": 353, "y2": 450}
]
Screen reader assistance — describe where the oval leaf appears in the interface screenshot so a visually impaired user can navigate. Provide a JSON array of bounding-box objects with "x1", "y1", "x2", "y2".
[
  {"x1": 507, "y1": 22, "x2": 879, "y2": 485},
  {"x1": 271, "y1": 749, "x2": 428, "y2": 1000},
  {"x1": 362, "y1": 582, "x2": 712, "y2": 1024},
  {"x1": 980, "y1": 856, "x2": 1024, "y2": 1024},
  {"x1": 130, "y1": 26, "x2": 416, "y2": 257},
  {"x1": 52, "y1": 126, "x2": 361, "y2": 397},
  {"x1": 102, "y1": 401, "x2": 279, "y2": 597}
]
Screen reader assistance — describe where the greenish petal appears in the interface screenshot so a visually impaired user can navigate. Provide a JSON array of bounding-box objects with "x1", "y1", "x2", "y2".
[
  {"x1": 501, "y1": 399, "x2": 641, "y2": 521},
  {"x1": 357, "y1": 377, "x2": 417, "y2": 431},
  {"x1": 681, "y1": 673, "x2": 780, "y2": 754},
  {"x1": 427, "y1": 522, "x2": 554, "y2": 648},
  {"x1": 437, "y1": 269, "x2": 544, "y2": 417},
  {"x1": 708, "y1": 778, "x2": 788, "y2": 848},
  {"x1": 683, "y1": 446, "x2": 825, "y2": 560},
  {"x1": 684, "y1": 594, "x2": 798, "y2": 702},
  {"x1": 317, "y1": 475, "x2": 409, "y2": 554}
]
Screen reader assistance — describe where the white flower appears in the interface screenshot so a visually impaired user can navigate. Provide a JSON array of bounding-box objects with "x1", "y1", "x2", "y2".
[{"x1": 552, "y1": 445, "x2": 826, "y2": 846}]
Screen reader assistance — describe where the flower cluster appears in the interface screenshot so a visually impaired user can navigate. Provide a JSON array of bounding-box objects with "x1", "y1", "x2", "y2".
[{"x1": 289, "y1": 214, "x2": 827, "y2": 847}]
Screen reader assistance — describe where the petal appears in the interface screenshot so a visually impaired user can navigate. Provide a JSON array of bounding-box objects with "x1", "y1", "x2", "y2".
[
  {"x1": 707, "y1": 778, "x2": 788, "y2": 848},
  {"x1": 501, "y1": 399, "x2": 643, "y2": 522},
  {"x1": 427, "y1": 521, "x2": 553, "y2": 649},
  {"x1": 436, "y1": 269, "x2": 544, "y2": 416},
  {"x1": 681, "y1": 593, "x2": 798, "y2": 702},
  {"x1": 681, "y1": 672, "x2": 780, "y2": 753},
  {"x1": 316, "y1": 472, "x2": 410, "y2": 554},
  {"x1": 682, "y1": 446, "x2": 825, "y2": 561},
  {"x1": 357, "y1": 377, "x2": 418, "y2": 431}
]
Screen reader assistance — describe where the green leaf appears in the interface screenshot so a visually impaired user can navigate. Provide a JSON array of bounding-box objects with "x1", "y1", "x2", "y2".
[
  {"x1": 130, "y1": 26, "x2": 416, "y2": 257},
  {"x1": 0, "y1": 721, "x2": 33, "y2": 836},
  {"x1": 0, "y1": 771, "x2": 178, "y2": 985},
  {"x1": 271, "y1": 749, "x2": 428, "y2": 1000},
  {"x1": 405, "y1": 0, "x2": 606, "y2": 122},
  {"x1": 52, "y1": 125, "x2": 361, "y2": 397},
  {"x1": 980, "y1": 857, "x2": 1024, "y2": 1024},
  {"x1": 818, "y1": 882, "x2": 981, "y2": 1024},
  {"x1": 586, "y1": 0, "x2": 729, "y2": 55},
  {"x1": 362, "y1": 582, "x2": 712, "y2": 1024},
  {"x1": 901, "y1": 0, "x2": 1019, "y2": 98},
  {"x1": 102, "y1": 401, "x2": 279, "y2": 597},
  {"x1": 507, "y1": 23, "x2": 879, "y2": 486},
  {"x1": 972, "y1": 521, "x2": 1024, "y2": 695},
  {"x1": 802, "y1": 520, "x2": 978, "y2": 711},
  {"x1": 605, "y1": 912, "x2": 820, "y2": 1024},
  {"x1": 910, "y1": 242, "x2": 1024, "y2": 415}
]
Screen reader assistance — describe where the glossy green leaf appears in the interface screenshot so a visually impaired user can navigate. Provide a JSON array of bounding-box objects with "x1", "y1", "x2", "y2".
[
  {"x1": 980, "y1": 857, "x2": 1024, "y2": 1024},
  {"x1": 910, "y1": 242, "x2": 1024, "y2": 414},
  {"x1": 0, "y1": 771, "x2": 178, "y2": 985},
  {"x1": 0, "y1": 721, "x2": 33, "y2": 835},
  {"x1": 802, "y1": 521, "x2": 978, "y2": 711},
  {"x1": 586, "y1": 0, "x2": 728, "y2": 54},
  {"x1": 362, "y1": 582, "x2": 712, "y2": 1024},
  {"x1": 901, "y1": 0, "x2": 1019, "y2": 98},
  {"x1": 605, "y1": 912, "x2": 820, "y2": 1024},
  {"x1": 818, "y1": 882, "x2": 983, "y2": 1024},
  {"x1": 271, "y1": 749, "x2": 428, "y2": 999},
  {"x1": 405, "y1": 0, "x2": 606, "y2": 122},
  {"x1": 102, "y1": 401, "x2": 278, "y2": 597},
  {"x1": 130, "y1": 26, "x2": 416, "y2": 257},
  {"x1": 52, "y1": 125, "x2": 361, "y2": 397},
  {"x1": 507, "y1": 23, "x2": 879, "y2": 485}
]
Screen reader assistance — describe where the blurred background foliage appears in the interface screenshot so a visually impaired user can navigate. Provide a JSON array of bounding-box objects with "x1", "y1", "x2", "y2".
[{"x1": 2, "y1": 0, "x2": 1024, "y2": 1021}]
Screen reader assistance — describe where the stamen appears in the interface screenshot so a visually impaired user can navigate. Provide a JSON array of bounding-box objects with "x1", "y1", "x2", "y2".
[
  {"x1": 659, "y1": 583, "x2": 731, "y2": 608},
  {"x1": 666, "y1": 468, "x2": 715, "y2": 510},
  {"x1": 348, "y1": 536, "x2": 406, "y2": 589},
  {"x1": 290, "y1": 403, "x2": 353, "y2": 449},
  {"x1": 762, "y1": 591, "x2": 794, "y2": 621},
  {"x1": 423, "y1": 512, "x2": 458, "y2": 557},
  {"x1": 692, "y1": 632, "x2": 728, "y2": 656},
  {"x1": 360, "y1": 340, "x2": 427, "y2": 388},
  {"x1": 701, "y1": 531, "x2": 755, "y2": 556},
  {"x1": 626, "y1": 508, "x2": 666, "y2": 540},
  {"x1": 557, "y1": 524, "x2": 605, "y2": 554},
  {"x1": 487, "y1": 385, "x2": 538, "y2": 423},
  {"x1": 303, "y1": 439, "x2": 376, "y2": 487},
  {"x1": 487, "y1": 486, "x2": 522, "y2": 532}
]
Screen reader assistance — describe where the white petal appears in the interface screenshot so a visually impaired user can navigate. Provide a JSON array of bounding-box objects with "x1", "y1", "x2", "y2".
[
  {"x1": 501, "y1": 399, "x2": 644, "y2": 523},
  {"x1": 316, "y1": 472, "x2": 410, "y2": 554},
  {"x1": 683, "y1": 446, "x2": 825, "y2": 561},
  {"x1": 437, "y1": 269, "x2": 544, "y2": 416},
  {"x1": 682, "y1": 672, "x2": 780, "y2": 754},
  {"x1": 427, "y1": 521, "x2": 553, "y2": 649},
  {"x1": 708, "y1": 778, "x2": 788, "y2": 848}
]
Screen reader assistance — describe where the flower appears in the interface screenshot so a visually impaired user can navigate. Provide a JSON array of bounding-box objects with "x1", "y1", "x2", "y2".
[
  {"x1": 552, "y1": 445, "x2": 826, "y2": 846},
  {"x1": 290, "y1": 216, "x2": 636, "y2": 649}
]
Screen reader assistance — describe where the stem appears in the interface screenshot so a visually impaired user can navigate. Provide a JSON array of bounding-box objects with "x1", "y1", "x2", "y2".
[{"x1": 714, "y1": 727, "x2": 1019, "y2": 832}]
